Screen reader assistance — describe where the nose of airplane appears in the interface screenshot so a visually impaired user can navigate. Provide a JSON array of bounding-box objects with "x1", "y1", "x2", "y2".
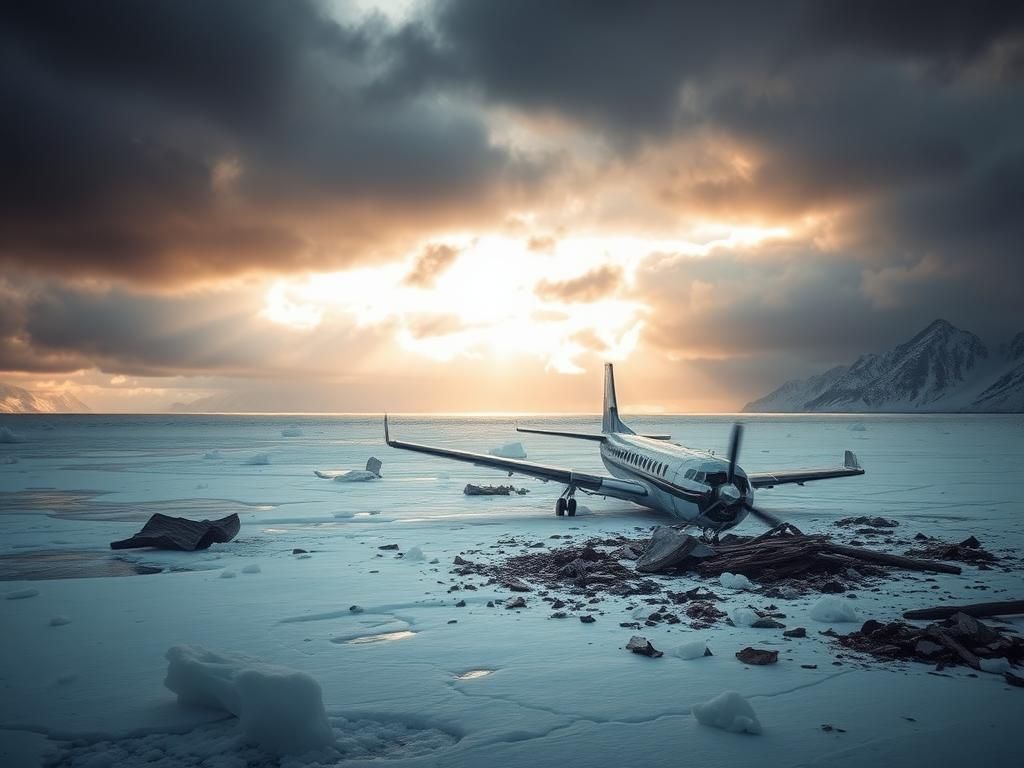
[{"x1": 717, "y1": 482, "x2": 741, "y2": 506}]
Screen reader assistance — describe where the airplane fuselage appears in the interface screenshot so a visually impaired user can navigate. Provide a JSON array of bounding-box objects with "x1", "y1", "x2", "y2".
[{"x1": 599, "y1": 433, "x2": 752, "y2": 531}]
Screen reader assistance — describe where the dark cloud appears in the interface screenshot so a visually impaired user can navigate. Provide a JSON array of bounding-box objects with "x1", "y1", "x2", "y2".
[
  {"x1": 403, "y1": 244, "x2": 461, "y2": 287},
  {"x1": 0, "y1": 0, "x2": 516, "y2": 283},
  {"x1": 535, "y1": 265, "x2": 623, "y2": 303}
]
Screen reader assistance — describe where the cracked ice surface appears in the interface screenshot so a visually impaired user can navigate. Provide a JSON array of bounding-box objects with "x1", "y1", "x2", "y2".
[{"x1": 0, "y1": 413, "x2": 1022, "y2": 767}]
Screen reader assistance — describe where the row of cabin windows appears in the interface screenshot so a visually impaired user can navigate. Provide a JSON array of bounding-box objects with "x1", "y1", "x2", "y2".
[{"x1": 608, "y1": 446, "x2": 669, "y2": 477}]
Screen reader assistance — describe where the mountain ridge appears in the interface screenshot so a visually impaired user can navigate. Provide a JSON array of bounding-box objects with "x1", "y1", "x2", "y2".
[
  {"x1": 744, "y1": 320, "x2": 1024, "y2": 413},
  {"x1": 0, "y1": 382, "x2": 91, "y2": 413}
]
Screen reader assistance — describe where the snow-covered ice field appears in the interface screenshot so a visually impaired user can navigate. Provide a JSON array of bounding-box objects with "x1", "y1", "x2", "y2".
[{"x1": 0, "y1": 414, "x2": 1022, "y2": 767}]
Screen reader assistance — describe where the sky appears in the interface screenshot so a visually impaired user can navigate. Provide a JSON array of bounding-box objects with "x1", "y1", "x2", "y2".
[{"x1": 2, "y1": 1, "x2": 1023, "y2": 413}]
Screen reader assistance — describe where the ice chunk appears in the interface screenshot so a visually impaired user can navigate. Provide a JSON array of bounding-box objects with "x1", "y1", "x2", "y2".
[
  {"x1": 730, "y1": 607, "x2": 760, "y2": 627},
  {"x1": 219, "y1": 570, "x2": 237, "y2": 579},
  {"x1": 164, "y1": 645, "x2": 335, "y2": 755},
  {"x1": 691, "y1": 690, "x2": 762, "y2": 735},
  {"x1": 333, "y1": 470, "x2": 378, "y2": 482},
  {"x1": 405, "y1": 546, "x2": 426, "y2": 561},
  {"x1": 0, "y1": 426, "x2": 24, "y2": 443},
  {"x1": 979, "y1": 657, "x2": 1011, "y2": 674},
  {"x1": 675, "y1": 640, "x2": 710, "y2": 660},
  {"x1": 489, "y1": 441, "x2": 527, "y2": 459},
  {"x1": 241, "y1": 564, "x2": 261, "y2": 574},
  {"x1": 245, "y1": 453, "x2": 271, "y2": 465},
  {"x1": 281, "y1": 427, "x2": 304, "y2": 437},
  {"x1": 809, "y1": 595, "x2": 860, "y2": 623},
  {"x1": 719, "y1": 572, "x2": 754, "y2": 590},
  {"x1": 5, "y1": 588, "x2": 39, "y2": 600},
  {"x1": 203, "y1": 449, "x2": 221, "y2": 459}
]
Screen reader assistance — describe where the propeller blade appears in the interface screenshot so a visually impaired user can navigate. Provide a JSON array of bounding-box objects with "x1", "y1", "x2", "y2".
[
  {"x1": 727, "y1": 422, "x2": 743, "y2": 484},
  {"x1": 743, "y1": 502, "x2": 784, "y2": 529}
]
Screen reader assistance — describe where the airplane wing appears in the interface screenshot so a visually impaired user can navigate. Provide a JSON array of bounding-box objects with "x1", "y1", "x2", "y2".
[
  {"x1": 384, "y1": 417, "x2": 649, "y2": 502},
  {"x1": 746, "y1": 450, "x2": 865, "y2": 489}
]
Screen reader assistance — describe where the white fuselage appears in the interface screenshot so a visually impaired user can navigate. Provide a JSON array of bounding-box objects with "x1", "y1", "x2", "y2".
[{"x1": 599, "y1": 433, "x2": 752, "y2": 530}]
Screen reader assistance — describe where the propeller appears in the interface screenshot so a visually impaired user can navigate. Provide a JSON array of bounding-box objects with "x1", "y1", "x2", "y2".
[
  {"x1": 726, "y1": 422, "x2": 742, "y2": 484},
  {"x1": 709, "y1": 422, "x2": 798, "y2": 533}
]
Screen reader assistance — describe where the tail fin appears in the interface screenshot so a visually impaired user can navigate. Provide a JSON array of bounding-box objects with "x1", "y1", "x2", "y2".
[{"x1": 602, "y1": 363, "x2": 635, "y2": 434}]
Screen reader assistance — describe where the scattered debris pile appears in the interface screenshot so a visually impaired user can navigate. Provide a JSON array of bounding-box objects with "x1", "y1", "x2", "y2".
[
  {"x1": 463, "y1": 484, "x2": 530, "y2": 496},
  {"x1": 456, "y1": 540, "x2": 662, "y2": 597},
  {"x1": 110, "y1": 513, "x2": 240, "y2": 551},
  {"x1": 905, "y1": 534, "x2": 998, "y2": 565},
  {"x1": 834, "y1": 612, "x2": 1024, "y2": 682}
]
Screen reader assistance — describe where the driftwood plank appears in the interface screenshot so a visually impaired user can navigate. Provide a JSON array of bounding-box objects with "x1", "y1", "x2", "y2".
[
  {"x1": 903, "y1": 600, "x2": 1024, "y2": 621},
  {"x1": 823, "y1": 542, "x2": 961, "y2": 575}
]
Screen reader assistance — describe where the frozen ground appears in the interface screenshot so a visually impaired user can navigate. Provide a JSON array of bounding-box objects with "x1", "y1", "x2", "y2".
[{"x1": 0, "y1": 413, "x2": 1022, "y2": 767}]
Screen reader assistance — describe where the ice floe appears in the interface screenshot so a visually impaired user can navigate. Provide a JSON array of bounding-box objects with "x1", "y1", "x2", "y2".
[{"x1": 691, "y1": 690, "x2": 762, "y2": 735}]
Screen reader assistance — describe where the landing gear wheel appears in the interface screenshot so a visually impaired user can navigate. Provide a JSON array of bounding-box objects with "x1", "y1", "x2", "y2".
[
  {"x1": 566, "y1": 498, "x2": 577, "y2": 516},
  {"x1": 555, "y1": 497, "x2": 567, "y2": 516}
]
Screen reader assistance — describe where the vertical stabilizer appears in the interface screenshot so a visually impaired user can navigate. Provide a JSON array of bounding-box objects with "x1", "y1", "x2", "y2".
[{"x1": 602, "y1": 363, "x2": 635, "y2": 434}]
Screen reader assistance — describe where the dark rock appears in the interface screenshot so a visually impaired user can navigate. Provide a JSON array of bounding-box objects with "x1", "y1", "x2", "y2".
[
  {"x1": 579, "y1": 614, "x2": 596, "y2": 624},
  {"x1": 801, "y1": 664, "x2": 818, "y2": 669},
  {"x1": 453, "y1": 555, "x2": 471, "y2": 565},
  {"x1": 784, "y1": 627, "x2": 807, "y2": 638},
  {"x1": 550, "y1": 611, "x2": 568, "y2": 619},
  {"x1": 455, "y1": 600, "x2": 466, "y2": 607},
  {"x1": 349, "y1": 605, "x2": 363, "y2": 613},
  {"x1": 486, "y1": 601, "x2": 495, "y2": 608},
  {"x1": 551, "y1": 599, "x2": 566, "y2": 610},
  {"x1": 860, "y1": 619, "x2": 884, "y2": 635},
  {"x1": 110, "y1": 513, "x2": 240, "y2": 552},
  {"x1": 736, "y1": 647, "x2": 779, "y2": 665},
  {"x1": 503, "y1": 577, "x2": 532, "y2": 592},
  {"x1": 821, "y1": 581, "x2": 846, "y2": 594},
  {"x1": 378, "y1": 544, "x2": 399, "y2": 550},
  {"x1": 292, "y1": 548, "x2": 308, "y2": 555},
  {"x1": 626, "y1": 635, "x2": 663, "y2": 658},
  {"x1": 620, "y1": 622, "x2": 642, "y2": 629},
  {"x1": 751, "y1": 618, "x2": 786, "y2": 629},
  {"x1": 505, "y1": 596, "x2": 527, "y2": 609},
  {"x1": 447, "y1": 620, "x2": 457, "y2": 624},
  {"x1": 959, "y1": 536, "x2": 981, "y2": 549}
]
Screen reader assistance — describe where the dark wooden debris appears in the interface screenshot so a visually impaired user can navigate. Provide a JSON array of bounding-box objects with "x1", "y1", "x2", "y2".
[
  {"x1": 110, "y1": 513, "x2": 240, "y2": 551},
  {"x1": 903, "y1": 600, "x2": 1024, "y2": 621}
]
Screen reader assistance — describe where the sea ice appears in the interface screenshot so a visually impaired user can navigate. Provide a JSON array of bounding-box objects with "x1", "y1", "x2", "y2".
[
  {"x1": 691, "y1": 690, "x2": 762, "y2": 735},
  {"x1": 719, "y1": 572, "x2": 754, "y2": 590},
  {"x1": 489, "y1": 441, "x2": 527, "y2": 459},
  {"x1": 809, "y1": 595, "x2": 860, "y2": 623},
  {"x1": 220, "y1": 570, "x2": 237, "y2": 579},
  {"x1": 675, "y1": 640, "x2": 710, "y2": 660},
  {"x1": 164, "y1": 645, "x2": 335, "y2": 755},
  {"x1": 245, "y1": 453, "x2": 271, "y2": 465},
  {"x1": 0, "y1": 426, "x2": 24, "y2": 443},
  {"x1": 730, "y1": 607, "x2": 760, "y2": 627},
  {"x1": 281, "y1": 427, "x2": 304, "y2": 437},
  {"x1": 406, "y1": 546, "x2": 426, "y2": 561},
  {"x1": 241, "y1": 564, "x2": 261, "y2": 574}
]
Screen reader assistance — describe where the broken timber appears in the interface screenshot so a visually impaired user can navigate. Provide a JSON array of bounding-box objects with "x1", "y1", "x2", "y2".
[{"x1": 903, "y1": 600, "x2": 1024, "y2": 621}]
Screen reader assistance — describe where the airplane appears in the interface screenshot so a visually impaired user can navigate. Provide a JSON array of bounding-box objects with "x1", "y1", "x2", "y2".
[{"x1": 383, "y1": 363, "x2": 864, "y2": 536}]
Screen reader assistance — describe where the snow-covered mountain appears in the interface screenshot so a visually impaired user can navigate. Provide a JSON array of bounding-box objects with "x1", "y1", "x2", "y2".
[
  {"x1": 0, "y1": 382, "x2": 90, "y2": 413},
  {"x1": 744, "y1": 320, "x2": 1024, "y2": 413}
]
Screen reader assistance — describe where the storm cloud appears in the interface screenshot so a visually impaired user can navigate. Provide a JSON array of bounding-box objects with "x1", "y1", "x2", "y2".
[{"x1": 2, "y1": 1, "x2": 1023, "y2": 408}]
